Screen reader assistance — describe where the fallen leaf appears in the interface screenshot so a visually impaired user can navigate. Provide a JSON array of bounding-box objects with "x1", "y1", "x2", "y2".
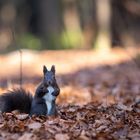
[
  {"x1": 28, "y1": 122, "x2": 42, "y2": 130},
  {"x1": 16, "y1": 114, "x2": 29, "y2": 120},
  {"x1": 55, "y1": 133, "x2": 69, "y2": 140},
  {"x1": 18, "y1": 133, "x2": 33, "y2": 140}
]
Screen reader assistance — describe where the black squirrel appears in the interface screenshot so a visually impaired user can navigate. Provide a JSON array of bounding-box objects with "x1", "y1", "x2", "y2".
[{"x1": 0, "y1": 65, "x2": 60, "y2": 116}]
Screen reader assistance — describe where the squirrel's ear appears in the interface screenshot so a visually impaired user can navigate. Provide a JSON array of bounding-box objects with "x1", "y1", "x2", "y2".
[
  {"x1": 51, "y1": 65, "x2": 55, "y2": 73},
  {"x1": 43, "y1": 65, "x2": 48, "y2": 74}
]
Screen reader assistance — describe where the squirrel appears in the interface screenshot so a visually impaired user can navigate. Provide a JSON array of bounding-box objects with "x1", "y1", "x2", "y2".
[
  {"x1": 30, "y1": 65, "x2": 60, "y2": 116},
  {"x1": 0, "y1": 65, "x2": 60, "y2": 116}
]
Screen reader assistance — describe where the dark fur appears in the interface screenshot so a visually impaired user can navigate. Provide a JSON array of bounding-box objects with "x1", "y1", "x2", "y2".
[
  {"x1": 35, "y1": 65, "x2": 60, "y2": 98},
  {"x1": 0, "y1": 88, "x2": 47, "y2": 115},
  {"x1": 0, "y1": 89, "x2": 32, "y2": 113},
  {"x1": 30, "y1": 81, "x2": 48, "y2": 116},
  {"x1": 0, "y1": 65, "x2": 60, "y2": 116},
  {"x1": 43, "y1": 65, "x2": 57, "y2": 86},
  {"x1": 30, "y1": 97, "x2": 47, "y2": 116},
  {"x1": 43, "y1": 65, "x2": 60, "y2": 96}
]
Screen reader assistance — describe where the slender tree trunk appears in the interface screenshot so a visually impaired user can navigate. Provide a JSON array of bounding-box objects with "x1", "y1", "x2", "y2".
[
  {"x1": 37, "y1": 0, "x2": 63, "y2": 49},
  {"x1": 77, "y1": 0, "x2": 97, "y2": 49},
  {"x1": 63, "y1": 0, "x2": 83, "y2": 48},
  {"x1": 95, "y1": 0, "x2": 111, "y2": 51}
]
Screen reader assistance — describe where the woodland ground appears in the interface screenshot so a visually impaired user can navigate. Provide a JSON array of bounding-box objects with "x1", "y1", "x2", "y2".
[{"x1": 0, "y1": 48, "x2": 140, "y2": 140}]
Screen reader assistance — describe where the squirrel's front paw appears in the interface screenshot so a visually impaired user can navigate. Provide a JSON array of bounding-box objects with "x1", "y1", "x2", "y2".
[
  {"x1": 52, "y1": 89, "x2": 60, "y2": 96},
  {"x1": 43, "y1": 87, "x2": 49, "y2": 93},
  {"x1": 36, "y1": 87, "x2": 48, "y2": 97}
]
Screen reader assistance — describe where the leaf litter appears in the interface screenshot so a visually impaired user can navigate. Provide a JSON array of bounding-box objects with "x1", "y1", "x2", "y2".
[{"x1": 0, "y1": 61, "x2": 140, "y2": 140}]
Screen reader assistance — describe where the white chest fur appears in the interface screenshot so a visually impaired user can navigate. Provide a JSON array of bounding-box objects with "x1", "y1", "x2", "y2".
[{"x1": 43, "y1": 86, "x2": 56, "y2": 114}]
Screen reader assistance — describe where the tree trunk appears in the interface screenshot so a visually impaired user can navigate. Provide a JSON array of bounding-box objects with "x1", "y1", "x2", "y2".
[{"x1": 95, "y1": 0, "x2": 111, "y2": 52}]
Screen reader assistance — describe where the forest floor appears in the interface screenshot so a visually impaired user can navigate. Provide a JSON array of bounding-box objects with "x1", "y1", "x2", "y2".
[{"x1": 0, "y1": 48, "x2": 140, "y2": 140}]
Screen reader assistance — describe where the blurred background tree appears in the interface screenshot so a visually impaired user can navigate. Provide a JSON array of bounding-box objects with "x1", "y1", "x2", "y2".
[{"x1": 0, "y1": 0, "x2": 140, "y2": 53}]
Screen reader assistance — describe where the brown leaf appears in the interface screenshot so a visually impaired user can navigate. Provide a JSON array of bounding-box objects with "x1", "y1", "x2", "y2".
[
  {"x1": 28, "y1": 122, "x2": 42, "y2": 130},
  {"x1": 78, "y1": 130, "x2": 90, "y2": 140},
  {"x1": 78, "y1": 135, "x2": 90, "y2": 140},
  {"x1": 55, "y1": 133, "x2": 69, "y2": 140},
  {"x1": 16, "y1": 114, "x2": 29, "y2": 120},
  {"x1": 18, "y1": 133, "x2": 33, "y2": 140}
]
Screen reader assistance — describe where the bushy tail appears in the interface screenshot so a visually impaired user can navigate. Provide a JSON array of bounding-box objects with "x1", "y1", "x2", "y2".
[{"x1": 0, "y1": 88, "x2": 33, "y2": 113}]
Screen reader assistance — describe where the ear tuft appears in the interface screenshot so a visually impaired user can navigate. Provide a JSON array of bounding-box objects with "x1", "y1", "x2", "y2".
[
  {"x1": 51, "y1": 65, "x2": 55, "y2": 73},
  {"x1": 43, "y1": 65, "x2": 47, "y2": 74}
]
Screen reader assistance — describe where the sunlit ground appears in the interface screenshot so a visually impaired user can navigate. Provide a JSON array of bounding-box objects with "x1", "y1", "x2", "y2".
[{"x1": 0, "y1": 47, "x2": 140, "y2": 105}]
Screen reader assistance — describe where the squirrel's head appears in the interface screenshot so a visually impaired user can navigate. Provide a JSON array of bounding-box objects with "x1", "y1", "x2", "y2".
[{"x1": 43, "y1": 65, "x2": 56, "y2": 86}]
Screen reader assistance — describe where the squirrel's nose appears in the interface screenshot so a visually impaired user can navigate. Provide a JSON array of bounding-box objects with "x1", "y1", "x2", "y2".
[{"x1": 48, "y1": 80, "x2": 52, "y2": 85}]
